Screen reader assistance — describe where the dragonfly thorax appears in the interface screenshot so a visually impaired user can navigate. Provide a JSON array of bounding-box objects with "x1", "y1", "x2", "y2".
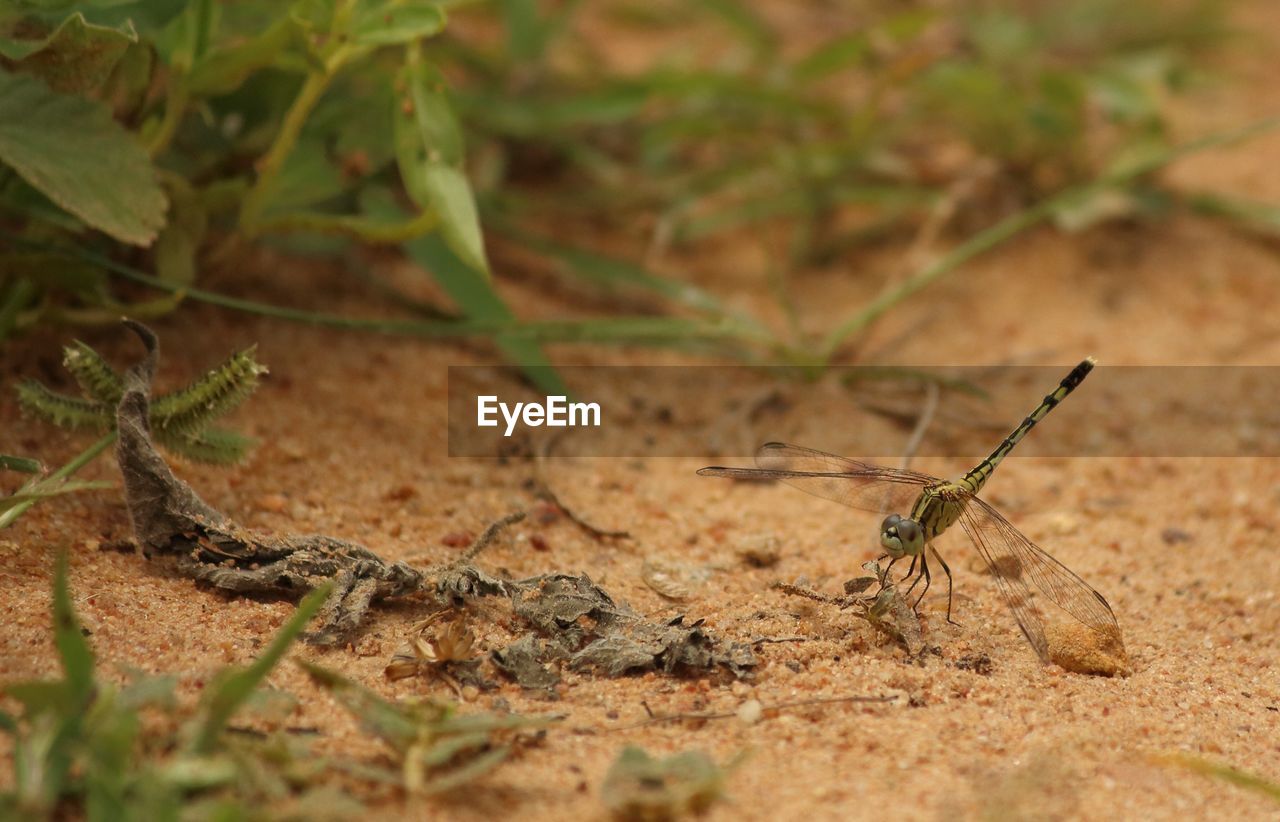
[{"x1": 880, "y1": 513, "x2": 925, "y2": 558}]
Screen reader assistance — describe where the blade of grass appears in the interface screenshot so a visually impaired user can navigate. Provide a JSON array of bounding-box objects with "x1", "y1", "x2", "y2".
[
  {"x1": 404, "y1": 232, "x2": 566, "y2": 394},
  {"x1": 820, "y1": 114, "x2": 1280, "y2": 361},
  {"x1": 1163, "y1": 754, "x2": 1280, "y2": 802},
  {"x1": 1183, "y1": 191, "x2": 1280, "y2": 240},
  {"x1": 1, "y1": 454, "x2": 43, "y2": 473},
  {"x1": 0, "y1": 432, "x2": 116, "y2": 530},
  {"x1": 191, "y1": 582, "x2": 332, "y2": 754},
  {"x1": 491, "y1": 221, "x2": 732, "y2": 316},
  {"x1": 52, "y1": 551, "x2": 94, "y2": 700},
  {"x1": 1, "y1": 235, "x2": 773, "y2": 349}
]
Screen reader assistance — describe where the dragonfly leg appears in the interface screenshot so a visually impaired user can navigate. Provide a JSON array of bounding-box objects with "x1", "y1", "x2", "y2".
[
  {"x1": 899, "y1": 554, "x2": 919, "y2": 587},
  {"x1": 902, "y1": 553, "x2": 925, "y2": 600},
  {"x1": 912, "y1": 551, "x2": 932, "y2": 611},
  {"x1": 930, "y1": 545, "x2": 960, "y2": 626}
]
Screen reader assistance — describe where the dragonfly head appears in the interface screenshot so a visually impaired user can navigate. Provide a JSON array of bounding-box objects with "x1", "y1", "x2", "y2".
[{"x1": 880, "y1": 514, "x2": 923, "y2": 558}]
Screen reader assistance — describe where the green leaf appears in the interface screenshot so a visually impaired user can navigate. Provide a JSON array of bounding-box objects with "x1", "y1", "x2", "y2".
[
  {"x1": 150, "y1": 345, "x2": 267, "y2": 438},
  {"x1": 404, "y1": 233, "x2": 565, "y2": 395},
  {"x1": 395, "y1": 61, "x2": 463, "y2": 166},
  {"x1": 186, "y1": 16, "x2": 301, "y2": 97},
  {"x1": 62, "y1": 341, "x2": 124, "y2": 406},
  {"x1": 191, "y1": 583, "x2": 331, "y2": 753},
  {"x1": 52, "y1": 551, "x2": 95, "y2": 700},
  {"x1": 296, "y1": 661, "x2": 421, "y2": 751},
  {"x1": 0, "y1": 12, "x2": 138, "y2": 94},
  {"x1": 504, "y1": 227, "x2": 728, "y2": 315},
  {"x1": 159, "y1": 426, "x2": 255, "y2": 466},
  {"x1": 15, "y1": 380, "x2": 112, "y2": 431},
  {"x1": 421, "y1": 164, "x2": 488, "y2": 276},
  {"x1": 1, "y1": 454, "x2": 43, "y2": 473},
  {"x1": 352, "y1": 1, "x2": 447, "y2": 47},
  {"x1": 395, "y1": 60, "x2": 489, "y2": 275},
  {"x1": 0, "y1": 479, "x2": 111, "y2": 517},
  {"x1": 0, "y1": 71, "x2": 167, "y2": 245},
  {"x1": 153, "y1": 177, "x2": 207, "y2": 287}
]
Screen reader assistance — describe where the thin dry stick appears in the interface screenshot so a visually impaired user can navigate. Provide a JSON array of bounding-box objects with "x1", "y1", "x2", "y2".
[
  {"x1": 533, "y1": 436, "x2": 630, "y2": 539},
  {"x1": 772, "y1": 581, "x2": 849, "y2": 607},
  {"x1": 607, "y1": 693, "x2": 899, "y2": 731},
  {"x1": 459, "y1": 510, "x2": 528, "y2": 563},
  {"x1": 898, "y1": 381, "x2": 940, "y2": 473},
  {"x1": 750, "y1": 636, "x2": 807, "y2": 646},
  {"x1": 408, "y1": 510, "x2": 527, "y2": 567}
]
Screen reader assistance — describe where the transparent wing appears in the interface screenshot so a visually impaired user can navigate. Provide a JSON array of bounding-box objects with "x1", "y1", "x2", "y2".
[
  {"x1": 697, "y1": 442, "x2": 935, "y2": 515},
  {"x1": 957, "y1": 498, "x2": 1120, "y2": 663}
]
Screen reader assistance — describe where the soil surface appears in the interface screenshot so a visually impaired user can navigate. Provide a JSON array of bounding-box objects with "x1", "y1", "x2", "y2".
[{"x1": 3, "y1": 3, "x2": 1280, "y2": 820}]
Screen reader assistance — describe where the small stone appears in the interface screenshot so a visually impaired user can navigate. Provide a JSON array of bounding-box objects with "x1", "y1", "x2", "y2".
[
  {"x1": 256, "y1": 494, "x2": 288, "y2": 514},
  {"x1": 441, "y1": 532, "x2": 474, "y2": 548},
  {"x1": 384, "y1": 485, "x2": 416, "y2": 503},
  {"x1": 737, "y1": 534, "x2": 782, "y2": 568},
  {"x1": 1046, "y1": 512, "x2": 1079, "y2": 536},
  {"x1": 737, "y1": 699, "x2": 764, "y2": 725}
]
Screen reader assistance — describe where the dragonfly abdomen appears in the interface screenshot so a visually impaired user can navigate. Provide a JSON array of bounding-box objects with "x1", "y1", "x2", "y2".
[{"x1": 960, "y1": 357, "x2": 1095, "y2": 493}]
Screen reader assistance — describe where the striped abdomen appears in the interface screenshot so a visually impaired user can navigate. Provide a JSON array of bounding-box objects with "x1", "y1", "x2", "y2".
[{"x1": 959, "y1": 358, "x2": 1095, "y2": 495}]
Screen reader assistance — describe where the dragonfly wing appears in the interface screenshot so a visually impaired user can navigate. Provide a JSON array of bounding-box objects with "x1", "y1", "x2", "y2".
[
  {"x1": 697, "y1": 442, "x2": 933, "y2": 515},
  {"x1": 957, "y1": 498, "x2": 1121, "y2": 663}
]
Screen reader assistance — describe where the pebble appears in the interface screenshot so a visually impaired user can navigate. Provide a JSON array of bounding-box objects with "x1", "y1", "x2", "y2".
[
  {"x1": 256, "y1": 493, "x2": 288, "y2": 514},
  {"x1": 737, "y1": 699, "x2": 764, "y2": 725}
]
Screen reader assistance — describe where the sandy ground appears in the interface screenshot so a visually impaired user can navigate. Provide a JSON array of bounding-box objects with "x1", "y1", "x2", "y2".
[{"x1": 3, "y1": 3, "x2": 1280, "y2": 820}]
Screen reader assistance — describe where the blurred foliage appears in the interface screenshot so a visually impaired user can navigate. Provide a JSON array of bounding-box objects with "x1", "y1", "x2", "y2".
[
  {"x1": 452, "y1": 0, "x2": 1229, "y2": 250},
  {"x1": 299, "y1": 660, "x2": 553, "y2": 794},
  {"x1": 0, "y1": 452, "x2": 109, "y2": 528},
  {"x1": 0, "y1": 555, "x2": 344, "y2": 819},
  {"x1": 17, "y1": 332, "x2": 267, "y2": 464},
  {"x1": 0, "y1": 0, "x2": 1272, "y2": 376},
  {"x1": 1, "y1": 324, "x2": 267, "y2": 530},
  {"x1": 1165, "y1": 755, "x2": 1280, "y2": 804},
  {"x1": 0, "y1": 555, "x2": 551, "y2": 818},
  {"x1": 600, "y1": 744, "x2": 741, "y2": 820}
]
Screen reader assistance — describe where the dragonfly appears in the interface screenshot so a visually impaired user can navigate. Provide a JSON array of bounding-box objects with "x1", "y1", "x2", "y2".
[{"x1": 698, "y1": 358, "x2": 1121, "y2": 663}]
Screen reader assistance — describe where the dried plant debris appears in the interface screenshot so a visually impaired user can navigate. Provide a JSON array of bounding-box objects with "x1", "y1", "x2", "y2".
[
  {"x1": 533, "y1": 435, "x2": 630, "y2": 540},
  {"x1": 774, "y1": 560, "x2": 924, "y2": 658},
  {"x1": 640, "y1": 559, "x2": 697, "y2": 601},
  {"x1": 490, "y1": 634, "x2": 562, "y2": 693},
  {"x1": 115, "y1": 321, "x2": 424, "y2": 646},
  {"x1": 426, "y1": 512, "x2": 527, "y2": 601},
  {"x1": 19, "y1": 322, "x2": 266, "y2": 464},
  {"x1": 385, "y1": 612, "x2": 483, "y2": 695},
  {"x1": 601, "y1": 746, "x2": 740, "y2": 821},
  {"x1": 113, "y1": 323, "x2": 751, "y2": 677},
  {"x1": 507, "y1": 573, "x2": 755, "y2": 680},
  {"x1": 300, "y1": 661, "x2": 554, "y2": 796}
]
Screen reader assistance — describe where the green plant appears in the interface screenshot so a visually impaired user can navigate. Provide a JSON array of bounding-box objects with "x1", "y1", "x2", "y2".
[
  {"x1": 1, "y1": 0, "x2": 1274, "y2": 383},
  {"x1": 0, "y1": 452, "x2": 110, "y2": 529},
  {"x1": 3, "y1": 323, "x2": 266, "y2": 529},
  {"x1": 0, "y1": 551, "x2": 342, "y2": 819},
  {"x1": 600, "y1": 744, "x2": 743, "y2": 821},
  {"x1": 298, "y1": 660, "x2": 553, "y2": 795},
  {"x1": 0, "y1": 0, "x2": 568, "y2": 382}
]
